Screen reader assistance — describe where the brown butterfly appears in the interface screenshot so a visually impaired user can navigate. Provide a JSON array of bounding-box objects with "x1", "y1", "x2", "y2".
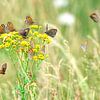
[
  {"x1": 0, "y1": 24, "x2": 6, "y2": 34},
  {"x1": 19, "y1": 28, "x2": 30, "y2": 38},
  {"x1": 0, "y1": 63, "x2": 7, "y2": 74},
  {"x1": 90, "y1": 10, "x2": 100, "y2": 23},
  {"x1": 6, "y1": 22, "x2": 16, "y2": 32},
  {"x1": 45, "y1": 24, "x2": 57, "y2": 37},
  {"x1": 25, "y1": 16, "x2": 34, "y2": 25}
]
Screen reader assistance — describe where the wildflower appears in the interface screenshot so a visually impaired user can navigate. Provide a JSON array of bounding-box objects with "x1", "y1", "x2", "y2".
[
  {"x1": 0, "y1": 44, "x2": 4, "y2": 49},
  {"x1": 38, "y1": 54, "x2": 45, "y2": 60},
  {"x1": 17, "y1": 35, "x2": 23, "y2": 40},
  {"x1": 5, "y1": 37, "x2": 12, "y2": 42},
  {"x1": 20, "y1": 48, "x2": 24, "y2": 52},
  {"x1": 37, "y1": 34, "x2": 43, "y2": 38},
  {"x1": 33, "y1": 31, "x2": 39, "y2": 36},
  {"x1": 0, "y1": 34, "x2": 8, "y2": 39},
  {"x1": 30, "y1": 25, "x2": 40, "y2": 29},
  {"x1": 38, "y1": 33, "x2": 51, "y2": 43},
  {"x1": 33, "y1": 56, "x2": 38, "y2": 61},
  {"x1": 35, "y1": 44, "x2": 40, "y2": 50},
  {"x1": 20, "y1": 41, "x2": 29, "y2": 47},
  {"x1": 10, "y1": 40, "x2": 16, "y2": 44},
  {"x1": 9, "y1": 31, "x2": 18, "y2": 35},
  {"x1": 32, "y1": 48, "x2": 38, "y2": 53},
  {"x1": 44, "y1": 38, "x2": 52, "y2": 44},
  {"x1": 4, "y1": 42, "x2": 11, "y2": 47},
  {"x1": 42, "y1": 34, "x2": 48, "y2": 39},
  {"x1": 29, "y1": 29, "x2": 33, "y2": 34},
  {"x1": 28, "y1": 37, "x2": 32, "y2": 41},
  {"x1": 12, "y1": 45, "x2": 16, "y2": 48}
]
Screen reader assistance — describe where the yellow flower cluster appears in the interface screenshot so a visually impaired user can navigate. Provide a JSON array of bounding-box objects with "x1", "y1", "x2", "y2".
[
  {"x1": 33, "y1": 53, "x2": 48, "y2": 61},
  {"x1": 20, "y1": 41, "x2": 29, "y2": 47},
  {"x1": 30, "y1": 25, "x2": 42, "y2": 30},
  {"x1": 0, "y1": 25, "x2": 51, "y2": 61}
]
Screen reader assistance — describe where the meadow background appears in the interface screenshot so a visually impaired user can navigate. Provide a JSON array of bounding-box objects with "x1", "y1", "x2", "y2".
[{"x1": 0, "y1": 0, "x2": 100, "y2": 99}]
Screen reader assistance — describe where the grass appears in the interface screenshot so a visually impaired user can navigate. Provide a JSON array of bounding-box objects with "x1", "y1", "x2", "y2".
[{"x1": 0, "y1": 0, "x2": 100, "y2": 99}]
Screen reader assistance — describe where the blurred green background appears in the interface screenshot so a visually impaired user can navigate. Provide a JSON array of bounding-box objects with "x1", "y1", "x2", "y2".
[{"x1": 0, "y1": 0, "x2": 100, "y2": 99}]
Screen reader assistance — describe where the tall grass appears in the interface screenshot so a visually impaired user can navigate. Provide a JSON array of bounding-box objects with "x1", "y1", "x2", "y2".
[{"x1": 0, "y1": 0, "x2": 100, "y2": 99}]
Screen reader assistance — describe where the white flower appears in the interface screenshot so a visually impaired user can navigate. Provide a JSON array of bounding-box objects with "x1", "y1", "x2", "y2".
[
  {"x1": 58, "y1": 13, "x2": 75, "y2": 26},
  {"x1": 53, "y1": 0, "x2": 68, "y2": 8}
]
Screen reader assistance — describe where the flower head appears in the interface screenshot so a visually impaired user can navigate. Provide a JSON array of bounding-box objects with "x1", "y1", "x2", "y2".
[
  {"x1": 20, "y1": 41, "x2": 29, "y2": 47},
  {"x1": 38, "y1": 53, "x2": 45, "y2": 60},
  {"x1": 33, "y1": 56, "x2": 38, "y2": 61}
]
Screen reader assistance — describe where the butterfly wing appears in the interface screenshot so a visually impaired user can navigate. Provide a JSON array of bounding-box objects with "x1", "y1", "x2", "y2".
[
  {"x1": 25, "y1": 16, "x2": 34, "y2": 25},
  {"x1": 19, "y1": 28, "x2": 30, "y2": 38},
  {"x1": 0, "y1": 24, "x2": 5, "y2": 34},
  {"x1": 6, "y1": 22, "x2": 16, "y2": 32},
  {"x1": 45, "y1": 29, "x2": 57, "y2": 37}
]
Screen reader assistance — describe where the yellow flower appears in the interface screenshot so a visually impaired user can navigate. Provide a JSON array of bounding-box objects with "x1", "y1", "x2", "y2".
[
  {"x1": 33, "y1": 31, "x2": 39, "y2": 36},
  {"x1": 10, "y1": 40, "x2": 16, "y2": 44},
  {"x1": 13, "y1": 45, "x2": 16, "y2": 48},
  {"x1": 42, "y1": 34, "x2": 48, "y2": 39},
  {"x1": 37, "y1": 34, "x2": 43, "y2": 38},
  {"x1": 6, "y1": 37, "x2": 12, "y2": 42},
  {"x1": 29, "y1": 29, "x2": 33, "y2": 34},
  {"x1": 33, "y1": 48, "x2": 38, "y2": 53},
  {"x1": 17, "y1": 35, "x2": 23, "y2": 40},
  {"x1": 28, "y1": 37, "x2": 32, "y2": 41},
  {"x1": 9, "y1": 32, "x2": 17, "y2": 35},
  {"x1": 4, "y1": 42, "x2": 11, "y2": 47},
  {"x1": 0, "y1": 44, "x2": 4, "y2": 49},
  {"x1": 30, "y1": 25, "x2": 39, "y2": 29},
  {"x1": 38, "y1": 54, "x2": 45, "y2": 60},
  {"x1": 35, "y1": 44, "x2": 40, "y2": 50},
  {"x1": 33, "y1": 56, "x2": 38, "y2": 61},
  {"x1": 45, "y1": 38, "x2": 52, "y2": 44},
  {"x1": 0, "y1": 34, "x2": 8, "y2": 39},
  {"x1": 20, "y1": 41, "x2": 29, "y2": 47}
]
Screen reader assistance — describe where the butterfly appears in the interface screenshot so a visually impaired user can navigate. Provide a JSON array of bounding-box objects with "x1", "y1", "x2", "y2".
[
  {"x1": 25, "y1": 16, "x2": 34, "y2": 25},
  {"x1": 0, "y1": 24, "x2": 6, "y2": 34},
  {"x1": 90, "y1": 10, "x2": 100, "y2": 23},
  {"x1": 19, "y1": 28, "x2": 30, "y2": 38},
  {"x1": 0, "y1": 63, "x2": 7, "y2": 74},
  {"x1": 6, "y1": 22, "x2": 16, "y2": 32},
  {"x1": 45, "y1": 24, "x2": 57, "y2": 37}
]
